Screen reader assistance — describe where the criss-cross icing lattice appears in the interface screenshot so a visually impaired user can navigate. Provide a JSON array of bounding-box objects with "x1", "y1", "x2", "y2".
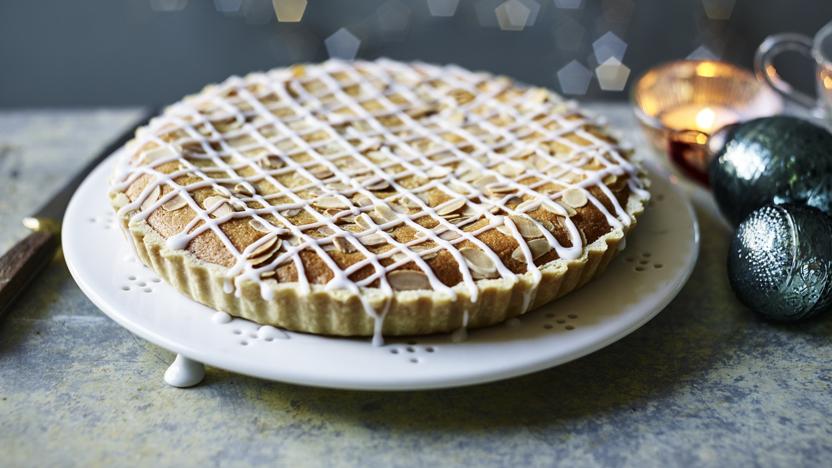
[{"x1": 111, "y1": 59, "x2": 648, "y2": 345}]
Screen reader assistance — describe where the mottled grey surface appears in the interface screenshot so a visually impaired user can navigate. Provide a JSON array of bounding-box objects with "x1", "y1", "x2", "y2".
[{"x1": 0, "y1": 107, "x2": 830, "y2": 468}]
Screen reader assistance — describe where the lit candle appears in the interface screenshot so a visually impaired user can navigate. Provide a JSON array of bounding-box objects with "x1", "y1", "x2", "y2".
[{"x1": 659, "y1": 104, "x2": 740, "y2": 134}]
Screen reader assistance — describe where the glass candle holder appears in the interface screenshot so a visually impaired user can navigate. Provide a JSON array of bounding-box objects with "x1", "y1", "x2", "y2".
[{"x1": 632, "y1": 60, "x2": 783, "y2": 185}]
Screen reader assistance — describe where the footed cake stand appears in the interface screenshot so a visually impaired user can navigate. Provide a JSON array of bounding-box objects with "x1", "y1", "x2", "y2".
[{"x1": 63, "y1": 151, "x2": 698, "y2": 391}]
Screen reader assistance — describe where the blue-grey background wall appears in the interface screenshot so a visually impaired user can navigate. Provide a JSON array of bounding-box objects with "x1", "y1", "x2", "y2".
[{"x1": 1, "y1": 0, "x2": 830, "y2": 107}]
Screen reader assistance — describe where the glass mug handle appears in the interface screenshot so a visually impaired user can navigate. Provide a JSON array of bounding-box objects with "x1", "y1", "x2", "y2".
[{"x1": 754, "y1": 33, "x2": 820, "y2": 112}]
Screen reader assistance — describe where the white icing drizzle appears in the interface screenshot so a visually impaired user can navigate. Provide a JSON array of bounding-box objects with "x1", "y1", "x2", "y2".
[{"x1": 110, "y1": 59, "x2": 647, "y2": 346}]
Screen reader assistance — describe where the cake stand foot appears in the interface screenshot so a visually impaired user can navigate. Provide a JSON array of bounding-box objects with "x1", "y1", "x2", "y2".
[{"x1": 164, "y1": 354, "x2": 205, "y2": 388}]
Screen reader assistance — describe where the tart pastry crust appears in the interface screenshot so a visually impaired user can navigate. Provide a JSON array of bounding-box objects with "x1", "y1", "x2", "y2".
[{"x1": 109, "y1": 59, "x2": 649, "y2": 343}]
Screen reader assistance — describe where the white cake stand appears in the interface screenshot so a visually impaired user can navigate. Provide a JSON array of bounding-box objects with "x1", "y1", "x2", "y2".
[{"x1": 63, "y1": 151, "x2": 698, "y2": 391}]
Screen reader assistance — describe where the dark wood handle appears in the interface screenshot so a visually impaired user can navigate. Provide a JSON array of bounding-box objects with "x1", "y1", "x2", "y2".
[{"x1": 0, "y1": 231, "x2": 59, "y2": 319}]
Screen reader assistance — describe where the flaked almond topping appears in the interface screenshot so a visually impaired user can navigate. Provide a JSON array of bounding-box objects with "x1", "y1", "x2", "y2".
[
  {"x1": 358, "y1": 138, "x2": 382, "y2": 152},
  {"x1": 542, "y1": 200, "x2": 576, "y2": 217},
  {"x1": 355, "y1": 195, "x2": 373, "y2": 207},
  {"x1": 405, "y1": 105, "x2": 437, "y2": 119},
  {"x1": 436, "y1": 198, "x2": 466, "y2": 216},
  {"x1": 390, "y1": 251, "x2": 410, "y2": 264},
  {"x1": 398, "y1": 196, "x2": 422, "y2": 209},
  {"x1": 137, "y1": 146, "x2": 177, "y2": 166},
  {"x1": 366, "y1": 180, "x2": 391, "y2": 191},
  {"x1": 459, "y1": 170, "x2": 479, "y2": 183},
  {"x1": 460, "y1": 247, "x2": 497, "y2": 279},
  {"x1": 247, "y1": 234, "x2": 281, "y2": 259},
  {"x1": 326, "y1": 182, "x2": 350, "y2": 191},
  {"x1": 141, "y1": 185, "x2": 162, "y2": 211},
  {"x1": 511, "y1": 238, "x2": 551, "y2": 262},
  {"x1": 204, "y1": 195, "x2": 233, "y2": 218},
  {"x1": 360, "y1": 233, "x2": 387, "y2": 246},
  {"x1": 448, "y1": 110, "x2": 466, "y2": 126},
  {"x1": 333, "y1": 236, "x2": 355, "y2": 253},
  {"x1": 412, "y1": 244, "x2": 438, "y2": 260},
  {"x1": 233, "y1": 183, "x2": 254, "y2": 197},
  {"x1": 177, "y1": 141, "x2": 205, "y2": 155},
  {"x1": 527, "y1": 87, "x2": 549, "y2": 104},
  {"x1": 318, "y1": 225, "x2": 336, "y2": 236},
  {"x1": 313, "y1": 196, "x2": 349, "y2": 210},
  {"x1": 310, "y1": 166, "x2": 333, "y2": 180},
  {"x1": 438, "y1": 229, "x2": 461, "y2": 241},
  {"x1": 509, "y1": 215, "x2": 543, "y2": 239},
  {"x1": 281, "y1": 208, "x2": 301, "y2": 217},
  {"x1": 603, "y1": 174, "x2": 618, "y2": 185},
  {"x1": 366, "y1": 150, "x2": 388, "y2": 162},
  {"x1": 485, "y1": 183, "x2": 515, "y2": 197},
  {"x1": 249, "y1": 219, "x2": 273, "y2": 233},
  {"x1": 259, "y1": 155, "x2": 284, "y2": 169},
  {"x1": 387, "y1": 270, "x2": 431, "y2": 291},
  {"x1": 373, "y1": 204, "x2": 398, "y2": 223},
  {"x1": 161, "y1": 193, "x2": 188, "y2": 212},
  {"x1": 260, "y1": 270, "x2": 276, "y2": 279},
  {"x1": 355, "y1": 213, "x2": 374, "y2": 231},
  {"x1": 213, "y1": 185, "x2": 232, "y2": 198},
  {"x1": 533, "y1": 155, "x2": 550, "y2": 171},
  {"x1": 529, "y1": 238, "x2": 551, "y2": 258},
  {"x1": 448, "y1": 180, "x2": 472, "y2": 196},
  {"x1": 515, "y1": 199, "x2": 539, "y2": 213},
  {"x1": 562, "y1": 188, "x2": 588, "y2": 208},
  {"x1": 496, "y1": 162, "x2": 524, "y2": 177},
  {"x1": 229, "y1": 198, "x2": 247, "y2": 211},
  {"x1": 112, "y1": 192, "x2": 130, "y2": 209},
  {"x1": 248, "y1": 251, "x2": 277, "y2": 268},
  {"x1": 473, "y1": 174, "x2": 498, "y2": 189},
  {"x1": 450, "y1": 216, "x2": 476, "y2": 226},
  {"x1": 426, "y1": 166, "x2": 450, "y2": 179},
  {"x1": 212, "y1": 116, "x2": 242, "y2": 131}
]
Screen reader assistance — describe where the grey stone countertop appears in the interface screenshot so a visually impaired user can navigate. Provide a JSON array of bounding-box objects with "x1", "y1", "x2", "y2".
[{"x1": 0, "y1": 106, "x2": 829, "y2": 467}]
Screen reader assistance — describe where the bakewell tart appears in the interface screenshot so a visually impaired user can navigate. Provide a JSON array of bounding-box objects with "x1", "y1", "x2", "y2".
[{"x1": 109, "y1": 59, "x2": 650, "y2": 345}]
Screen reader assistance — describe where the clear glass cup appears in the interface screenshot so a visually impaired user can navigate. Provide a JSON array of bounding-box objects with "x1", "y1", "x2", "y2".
[{"x1": 755, "y1": 20, "x2": 832, "y2": 121}]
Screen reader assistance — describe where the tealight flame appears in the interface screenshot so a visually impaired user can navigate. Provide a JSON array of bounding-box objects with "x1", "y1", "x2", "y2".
[
  {"x1": 695, "y1": 107, "x2": 717, "y2": 132},
  {"x1": 696, "y1": 62, "x2": 718, "y2": 78}
]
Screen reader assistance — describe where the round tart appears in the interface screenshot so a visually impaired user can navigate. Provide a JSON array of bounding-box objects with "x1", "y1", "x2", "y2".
[{"x1": 109, "y1": 59, "x2": 649, "y2": 344}]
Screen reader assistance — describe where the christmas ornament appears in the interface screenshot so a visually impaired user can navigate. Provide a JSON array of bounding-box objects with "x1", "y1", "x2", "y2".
[
  {"x1": 728, "y1": 203, "x2": 832, "y2": 322},
  {"x1": 709, "y1": 116, "x2": 832, "y2": 226}
]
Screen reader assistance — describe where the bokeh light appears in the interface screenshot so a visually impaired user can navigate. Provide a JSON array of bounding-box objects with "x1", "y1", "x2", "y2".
[
  {"x1": 595, "y1": 57, "x2": 630, "y2": 91},
  {"x1": 272, "y1": 0, "x2": 307, "y2": 22},
  {"x1": 427, "y1": 0, "x2": 460, "y2": 17},
  {"x1": 592, "y1": 31, "x2": 627, "y2": 63},
  {"x1": 557, "y1": 60, "x2": 592, "y2": 95},
  {"x1": 325, "y1": 28, "x2": 361, "y2": 60},
  {"x1": 519, "y1": 0, "x2": 541, "y2": 26},
  {"x1": 496, "y1": 0, "x2": 531, "y2": 31}
]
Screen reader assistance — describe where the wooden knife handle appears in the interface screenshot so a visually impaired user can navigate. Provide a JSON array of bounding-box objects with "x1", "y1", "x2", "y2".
[{"x1": 0, "y1": 231, "x2": 60, "y2": 319}]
